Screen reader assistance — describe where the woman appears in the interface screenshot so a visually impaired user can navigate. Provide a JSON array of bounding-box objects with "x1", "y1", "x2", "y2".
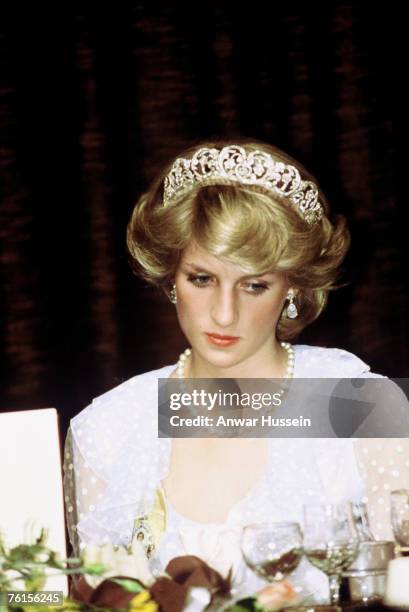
[{"x1": 64, "y1": 140, "x2": 409, "y2": 603}]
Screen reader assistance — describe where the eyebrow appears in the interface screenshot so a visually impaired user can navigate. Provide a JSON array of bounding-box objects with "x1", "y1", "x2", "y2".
[{"x1": 182, "y1": 262, "x2": 273, "y2": 281}]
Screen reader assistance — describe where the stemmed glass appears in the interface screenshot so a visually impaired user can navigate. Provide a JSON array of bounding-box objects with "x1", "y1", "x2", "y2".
[
  {"x1": 303, "y1": 502, "x2": 359, "y2": 604},
  {"x1": 390, "y1": 489, "x2": 409, "y2": 554},
  {"x1": 240, "y1": 522, "x2": 303, "y2": 582},
  {"x1": 351, "y1": 501, "x2": 374, "y2": 541}
]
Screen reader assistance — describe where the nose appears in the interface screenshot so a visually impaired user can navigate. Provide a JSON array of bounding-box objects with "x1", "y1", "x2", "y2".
[{"x1": 210, "y1": 286, "x2": 238, "y2": 328}]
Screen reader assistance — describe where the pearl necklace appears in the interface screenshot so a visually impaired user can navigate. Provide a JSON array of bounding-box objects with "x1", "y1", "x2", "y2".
[{"x1": 176, "y1": 341, "x2": 295, "y2": 384}]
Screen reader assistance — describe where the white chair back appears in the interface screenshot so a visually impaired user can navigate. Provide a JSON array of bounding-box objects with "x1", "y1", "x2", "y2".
[{"x1": 0, "y1": 408, "x2": 68, "y2": 594}]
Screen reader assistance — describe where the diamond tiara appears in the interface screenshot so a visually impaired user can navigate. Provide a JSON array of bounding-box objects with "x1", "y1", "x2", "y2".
[{"x1": 163, "y1": 145, "x2": 324, "y2": 225}]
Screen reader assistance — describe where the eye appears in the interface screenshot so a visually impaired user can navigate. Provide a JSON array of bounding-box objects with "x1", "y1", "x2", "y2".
[
  {"x1": 245, "y1": 282, "x2": 269, "y2": 295},
  {"x1": 187, "y1": 274, "x2": 211, "y2": 287},
  {"x1": 187, "y1": 274, "x2": 269, "y2": 296}
]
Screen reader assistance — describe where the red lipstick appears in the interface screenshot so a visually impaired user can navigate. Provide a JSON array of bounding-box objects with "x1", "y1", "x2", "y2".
[{"x1": 205, "y1": 332, "x2": 240, "y2": 347}]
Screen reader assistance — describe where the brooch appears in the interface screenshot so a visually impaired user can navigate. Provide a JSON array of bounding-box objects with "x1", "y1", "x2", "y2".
[{"x1": 131, "y1": 515, "x2": 156, "y2": 558}]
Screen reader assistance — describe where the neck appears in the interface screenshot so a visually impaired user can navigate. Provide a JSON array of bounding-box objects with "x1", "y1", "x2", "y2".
[{"x1": 185, "y1": 338, "x2": 290, "y2": 379}]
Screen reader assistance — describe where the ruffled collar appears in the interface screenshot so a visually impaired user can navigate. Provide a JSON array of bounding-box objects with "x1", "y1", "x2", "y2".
[{"x1": 74, "y1": 344, "x2": 371, "y2": 547}]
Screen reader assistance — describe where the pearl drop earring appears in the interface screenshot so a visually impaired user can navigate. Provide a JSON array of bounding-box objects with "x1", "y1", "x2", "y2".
[
  {"x1": 286, "y1": 290, "x2": 298, "y2": 319},
  {"x1": 170, "y1": 284, "x2": 177, "y2": 304}
]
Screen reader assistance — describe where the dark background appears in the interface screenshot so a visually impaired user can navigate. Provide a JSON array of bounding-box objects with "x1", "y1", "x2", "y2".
[{"x1": 1, "y1": 4, "x2": 407, "y2": 436}]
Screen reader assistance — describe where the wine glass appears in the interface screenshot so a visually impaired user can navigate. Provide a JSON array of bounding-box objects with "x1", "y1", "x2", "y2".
[
  {"x1": 240, "y1": 522, "x2": 303, "y2": 582},
  {"x1": 351, "y1": 501, "x2": 375, "y2": 541},
  {"x1": 303, "y1": 502, "x2": 359, "y2": 604},
  {"x1": 390, "y1": 489, "x2": 409, "y2": 554}
]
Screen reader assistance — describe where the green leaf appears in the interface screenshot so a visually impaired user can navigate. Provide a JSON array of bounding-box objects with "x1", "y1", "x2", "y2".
[
  {"x1": 82, "y1": 562, "x2": 108, "y2": 575},
  {"x1": 110, "y1": 578, "x2": 145, "y2": 593},
  {"x1": 64, "y1": 557, "x2": 83, "y2": 564},
  {"x1": 35, "y1": 528, "x2": 48, "y2": 545},
  {"x1": 226, "y1": 597, "x2": 260, "y2": 612}
]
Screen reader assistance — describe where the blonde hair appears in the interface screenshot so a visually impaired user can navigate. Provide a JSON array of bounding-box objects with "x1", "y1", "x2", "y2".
[{"x1": 127, "y1": 138, "x2": 350, "y2": 340}]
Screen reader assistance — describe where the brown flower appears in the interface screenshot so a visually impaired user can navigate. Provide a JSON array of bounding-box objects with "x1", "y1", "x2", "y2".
[
  {"x1": 70, "y1": 573, "x2": 147, "y2": 609},
  {"x1": 150, "y1": 555, "x2": 232, "y2": 612},
  {"x1": 71, "y1": 553, "x2": 232, "y2": 611}
]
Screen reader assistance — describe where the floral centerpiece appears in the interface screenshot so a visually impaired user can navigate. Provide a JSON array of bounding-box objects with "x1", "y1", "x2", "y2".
[{"x1": 0, "y1": 529, "x2": 298, "y2": 611}]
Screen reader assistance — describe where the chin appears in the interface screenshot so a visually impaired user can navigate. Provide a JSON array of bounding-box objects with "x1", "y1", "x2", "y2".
[{"x1": 202, "y1": 349, "x2": 243, "y2": 368}]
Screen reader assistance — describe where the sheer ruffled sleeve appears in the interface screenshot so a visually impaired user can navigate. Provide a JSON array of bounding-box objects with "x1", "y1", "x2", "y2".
[
  {"x1": 63, "y1": 425, "x2": 108, "y2": 557},
  {"x1": 62, "y1": 373, "x2": 172, "y2": 557},
  {"x1": 353, "y1": 438, "x2": 409, "y2": 541}
]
